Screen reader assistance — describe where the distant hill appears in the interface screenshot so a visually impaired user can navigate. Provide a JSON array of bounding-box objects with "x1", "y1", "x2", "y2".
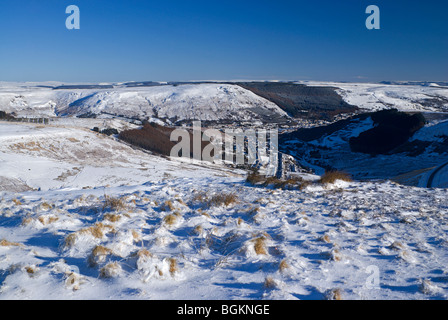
[{"x1": 235, "y1": 82, "x2": 359, "y2": 121}]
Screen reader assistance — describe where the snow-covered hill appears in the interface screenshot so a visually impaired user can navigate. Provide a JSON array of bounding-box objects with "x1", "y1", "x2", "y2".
[
  {"x1": 281, "y1": 111, "x2": 448, "y2": 185},
  {"x1": 0, "y1": 122, "x2": 237, "y2": 192},
  {"x1": 299, "y1": 81, "x2": 448, "y2": 113},
  {"x1": 3, "y1": 81, "x2": 448, "y2": 125},
  {"x1": 0, "y1": 83, "x2": 290, "y2": 124}
]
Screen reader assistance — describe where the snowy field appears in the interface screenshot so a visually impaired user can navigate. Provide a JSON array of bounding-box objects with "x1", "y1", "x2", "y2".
[{"x1": 1, "y1": 122, "x2": 448, "y2": 300}]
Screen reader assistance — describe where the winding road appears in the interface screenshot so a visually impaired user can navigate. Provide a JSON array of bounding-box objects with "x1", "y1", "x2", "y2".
[{"x1": 427, "y1": 161, "x2": 448, "y2": 188}]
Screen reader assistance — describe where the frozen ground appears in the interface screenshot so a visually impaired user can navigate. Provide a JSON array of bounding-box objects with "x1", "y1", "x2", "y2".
[{"x1": 0, "y1": 122, "x2": 448, "y2": 300}]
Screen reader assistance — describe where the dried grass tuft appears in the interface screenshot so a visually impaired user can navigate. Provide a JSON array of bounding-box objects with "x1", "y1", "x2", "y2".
[
  {"x1": 325, "y1": 288, "x2": 343, "y2": 300},
  {"x1": 0, "y1": 239, "x2": 21, "y2": 247},
  {"x1": 103, "y1": 195, "x2": 127, "y2": 212},
  {"x1": 279, "y1": 260, "x2": 290, "y2": 272},
  {"x1": 168, "y1": 258, "x2": 178, "y2": 275},
  {"x1": 253, "y1": 236, "x2": 267, "y2": 255},
  {"x1": 319, "y1": 171, "x2": 352, "y2": 184},
  {"x1": 163, "y1": 214, "x2": 178, "y2": 226},
  {"x1": 263, "y1": 276, "x2": 278, "y2": 289},
  {"x1": 99, "y1": 262, "x2": 122, "y2": 278}
]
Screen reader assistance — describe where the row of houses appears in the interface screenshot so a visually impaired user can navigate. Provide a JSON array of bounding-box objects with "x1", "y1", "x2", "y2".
[{"x1": 0, "y1": 117, "x2": 51, "y2": 124}]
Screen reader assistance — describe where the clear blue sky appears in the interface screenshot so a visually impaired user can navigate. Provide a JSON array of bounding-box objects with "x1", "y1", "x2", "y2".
[{"x1": 0, "y1": 0, "x2": 446, "y2": 83}]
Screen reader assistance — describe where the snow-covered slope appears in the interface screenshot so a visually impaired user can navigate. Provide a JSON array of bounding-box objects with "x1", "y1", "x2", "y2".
[
  {"x1": 0, "y1": 122, "x2": 238, "y2": 192},
  {"x1": 0, "y1": 122, "x2": 448, "y2": 300},
  {"x1": 0, "y1": 83, "x2": 290, "y2": 124},
  {"x1": 299, "y1": 81, "x2": 448, "y2": 112},
  {"x1": 1, "y1": 168, "x2": 448, "y2": 299}
]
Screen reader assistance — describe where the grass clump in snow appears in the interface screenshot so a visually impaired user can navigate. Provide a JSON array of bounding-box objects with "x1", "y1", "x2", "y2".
[
  {"x1": 0, "y1": 239, "x2": 21, "y2": 247},
  {"x1": 81, "y1": 222, "x2": 114, "y2": 239},
  {"x1": 253, "y1": 236, "x2": 268, "y2": 255},
  {"x1": 192, "y1": 191, "x2": 238, "y2": 208},
  {"x1": 64, "y1": 223, "x2": 115, "y2": 248},
  {"x1": 38, "y1": 215, "x2": 59, "y2": 225},
  {"x1": 168, "y1": 258, "x2": 178, "y2": 276},
  {"x1": 246, "y1": 170, "x2": 267, "y2": 185},
  {"x1": 12, "y1": 198, "x2": 22, "y2": 206},
  {"x1": 263, "y1": 276, "x2": 278, "y2": 289},
  {"x1": 88, "y1": 245, "x2": 113, "y2": 267},
  {"x1": 103, "y1": 213, "x2": 122, "y2": 223},
  {"x1": 246, "y1": 170, "x2": 311, "y2": 190},
  {"x1": 319, "y1": 171, "x2": 352, "y2": 184},
  {"x1": 161, "y1": 200, "x2": 176, "y2": 212},
  {"x1": 102, "y1": 195, "x2": 127, "y2": 212},
  {"x1": 208, "y1": 193, "x2": 238, "y2": 208},
  {"x1": 163, "y1": 214, "x2": 178, "y2": 226},
  {"x1": 25, "y1": 266, "x2": 38, "y2": 277},
  {"x1": 325, "y1": 288, "x2": 343, "y2": 300},
  {"x1": 99, "y1": 262, "x2": 122, "y2": 278},
  {"x1": 279, "y1": 259, "x2": 290, "y2": 273},
  {"x1": 193, "y1": 225, "x2": 204, "y2": 236}
]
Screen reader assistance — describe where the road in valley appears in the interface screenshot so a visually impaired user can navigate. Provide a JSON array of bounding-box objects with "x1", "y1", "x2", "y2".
[{"x1": 427, "y1": 161, "x2": 448, "y2": 188}]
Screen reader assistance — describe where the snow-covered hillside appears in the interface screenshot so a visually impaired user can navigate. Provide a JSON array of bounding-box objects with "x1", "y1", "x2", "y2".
[
  {"x1": 0, "y1": 121, "x2": 448, "y2": 300},
  {"x1": 0, "y1": 83, "x2": 290, "y2": 124},
  {"x1": 3, "y1": 81, "x2": 448, "y2": 124},
  {"x1": 299, "y1": 81, "x2": 448, "y2": 113},
  {"x1": 0, "y1": 122, "x2": 237, "y2": 192},
  {"x1": 1, "y1": 165, "x2": 448, "y2": 300}
]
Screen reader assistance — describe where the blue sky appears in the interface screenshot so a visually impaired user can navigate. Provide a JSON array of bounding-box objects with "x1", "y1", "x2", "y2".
[{"x1": 0, "y1": 0, "x2": 446, "y2": 83}]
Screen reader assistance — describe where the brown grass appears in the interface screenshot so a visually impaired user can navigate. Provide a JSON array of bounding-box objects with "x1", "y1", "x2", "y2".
[
  {"x1": 208, "y1": 193, "x2": 238, "y2": 208},
  {"x1": 64, "y1": 223, "x2": 114, "y2": 248},
  {"x1": 25, "y1": 266, "x2": 37, "y2": 275},
  {"x1": 131, "y1": 230, "x2": 142, "y2": 243},
  {"x1": 253, "y1": 237, "x2": 267, "y2": 255},
  {"x1": 192, "y1": 192, "x2": 207, "y2": 203},
  {"x1": 279, "y1": 260, "x2": 290, "y2": 272},
  {"x1": 99, "y1": 262, "x2": 121, "y2": 278},
  {"x1": 193, "y1": 225, "x2": 203, "y2": 235},
  {"x1": 247, "y1": 171, "x2": 311, "y2": 190},
  {"x1": 103, "y1": 213, "x2": 121, "y2": 223},
  {"x1": 102, "y1": 195, "x2": 127, "y2": 212},
  {"x1": 319, "y1": 171, "x2": 352, "y2": 184},
  {"x1": 193, "y1": 192, "x2": 238, "y2": 208},
  {"x1": 163, "y1": 214, "x2": 178, "y2": 226},
  {"x1": 319, "y1": 234, "x2": 331, "y2": 243},
  {"x1": 40, "y1": 202, "x2": 54, "y2": 211},
  {"x1": 169, "y1": 258, "x2": 178, "y2": 275},
  {"x1": 92, "y1": 245, "x2": 112, "y2": 256},
  {"x1": 246, "y1": 171, "x2": 266, "y2": 185},
  {"x1": 88, "y1": 245, "x2": 112, "y2": 267},
  {"x1": 325, "y1": 288, "x2": 343, "y2": 300},
  {"x1": 38, "y1": 215, "x2": 59, "y2": 225},
  {"x1": 161, "y1": 200, "x2": 175, "y2": 212},
  {"x1": 263, "y1": 276, "x2": 278, "y2": 289},
  {"x1": 81, "y1": 223, "x2": 107, "y2": 238},
  {"x1": 0, "y1": 239, "x2": 21, "y2": 247},
  {"x1": 137, "y1": 249, "x2": 152, "y2": 259}
]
